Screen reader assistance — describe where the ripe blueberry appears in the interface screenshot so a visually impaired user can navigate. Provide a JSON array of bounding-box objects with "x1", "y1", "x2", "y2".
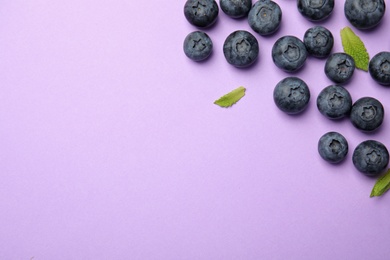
[
  {"x1": 324, "y1": 53, "x2": 355, "y2": 84},
  {"x1": 248, "y1": 0, "x2": 282, "y2": 36},
  {"x1": 223, "y1": 30, "x2": 259, "y2": 68},
  {"x1": 184, "y1": 0, "x2": 219, "y2": 28},
  {"x1": 317, "y1": 85, "x2": 352, "y2": 120},
  {"x1": 273, "y1": 77, "x2": 310, "y2": 114},
  {"x1": 183, "y1": 31, "x2": 213, "y2": 61},
  {"x1": 344, "y1": 0, "x2": 386, "y2": 30},
  {"x1": 220, "y1": 0, "x2": 252, "y2": 18},
  {"x1": 303, "y1": 26, "x2": 334, "y2": 58},
  {"x1": 350, "y1": 97, "x2": 384, "y2": 132},
  {"x1": 297, "y1": 0, "x2": 335, "y2": 21},
  {"x1": 353, "y1": 140, "x2": 389, "y2": 177},
  {"x1": 318, "y1": 132, "x2": 349, "y2": 164},
  {"x1": 369, "y1": 51, "x2": 390, "y2": 86},
  {"x1": 272, "y1": 36, "x2": 307, "y2": 72}
]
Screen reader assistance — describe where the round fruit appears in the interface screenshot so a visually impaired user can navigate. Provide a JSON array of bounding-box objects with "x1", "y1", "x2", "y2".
[
  {"x1": 184, "y1": 0, "x2": 219, "y2": 28},
  {"x1": 317, "y1": 85, "x2": 352, "y2": 119},
  {"x1": 248, "y1": 0, "x2": 282, "y2": 36},
  {"x1": 223, "y1": 30, "x2": 259, "y2": 68},
  {"x1": 353, "y1": 140, "x2": 389, "y2": 177},
  {"x1": 183, "y1": 31, "x2": 213, "y2": 61},
  {"x1": 318, "y1": 132, "x2": 349, "y2": 164},
  {"x1": 297, "y1": 0, "x2": 334, "y2": 21},
  {"x1": 220, "y1": 0, "x2": 252, "y2": 18},
  {"x1": 324, "y1": 53, "x2": 355, "y2": 84},
  {"x1": 273, "y1": 77, "x2": 310, "y2": 114},
  {"x1": 350, "y1": 97, "x2": 384, "y2": 132},
  {"x1": 303, "y1": 26, "x2": 334, "y2": 58},
  {"x1": 369, "y1": 51, "x2": 390, "y2": 86},
  {"x1": 272, "y1": 36, "x2": 307, "y2": 72},
  {"x1": 344, "y1": 0, "x2": 386, "y2": 30}
]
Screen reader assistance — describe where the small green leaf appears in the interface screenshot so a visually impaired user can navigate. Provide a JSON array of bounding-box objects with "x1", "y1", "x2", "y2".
[
  {"x1": 370, "y1": 169, "x2": 390, "y2": 197},
  {"x1": 340, "y1": 26, "x2": 369, "y2": 71},
  {"x1": 214, "y1": 86, "x2": 246, "y2": 108}
]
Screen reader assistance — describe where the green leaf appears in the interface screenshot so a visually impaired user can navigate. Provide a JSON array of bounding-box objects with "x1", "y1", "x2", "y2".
[
  {"x1": 340, "y1": 26, "x2": 369, "y2": 71},
  {"x1": 214, "y1": 86, "x2": 246, "y2": 108},
  {"x1": 370, "y1": 168, "x2": 390, "y2": 197}
]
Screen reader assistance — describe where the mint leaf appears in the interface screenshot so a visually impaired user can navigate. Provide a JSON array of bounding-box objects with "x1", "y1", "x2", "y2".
[
  {"x1": 340, "y1": 26, "x2": 369, "y2": 71},
  {"x1": 214, "y1": 86, "x2": 246, "y2": 108},
  {"x1": 370, "y1": 169, "x2": 390, "y2": 197}
]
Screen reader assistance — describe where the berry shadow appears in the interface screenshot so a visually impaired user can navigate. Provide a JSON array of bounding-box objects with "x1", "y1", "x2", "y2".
[
  {"x1": 350, "y1": 121, "x2": 386, "y2": 136},
  {"x1": 193, "y1": 50, "x2": 214, "y2": 64},
  {"x1": 318, "y1": 154, "x2": 350, "y2": 168},
  {"x1": 229, "y1": 58, "x2": 260, "y2": 72},
  {"x1": 281, "y1": 98, "x2": 312, "y2": 117},
  {"x1": 197, "y1": 18, "x2": 220, "y2": 32}
]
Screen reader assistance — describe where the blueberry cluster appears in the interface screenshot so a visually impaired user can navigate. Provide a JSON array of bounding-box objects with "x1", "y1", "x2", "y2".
[
  {"x1": 183, "y1": 0, "x2": 283, "y2": 66},
  {"x1": 183, "y1": 1, "x2": 389, "y2": 178}
]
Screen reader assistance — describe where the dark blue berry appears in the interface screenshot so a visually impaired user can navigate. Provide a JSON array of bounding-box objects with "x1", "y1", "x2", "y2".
[
  {"x1": 350, "y1": 97, "x2": 384, "y2": 132},
  {"x1": 317, "y1": 85, "x2": 352, "y2": 119},
  {"x1": 353, "y1": 140, "x2": 389, "y2": 177},
  {"x1": 297, "y1": 0, "x2": 334, "y2": 21},
  {"x1": 303, "y1": 26, "x2": 334, "y2": 58},
  {"x1": 324, "y1": 53, "x2": 355, "y2": 84},
  {"x1": 272, "y1": 36, "x2": 307, "y2": 72},
  {"x1": 184, "y1": 0, "x2": 219, "y2": 28},
  {"x1": 318, "y1": 132, "x2": 349, "y2": 164},
  {"x1": 369, "y1": 51, "x2": 390, "y2": 86},
  {"x1": 248, "y1": 0, "x2": 282, "y2": 36},
  {"x1": 183, "y1": 31, "x2": 213, "y2": 61},
  {"x1": 220, "y1": 0, "x2": 252, "y2": 18},
  {"x1": 223, "y1": 30, "x2": 259, "y2": 68},
  {"x1": 273, "y1": 77, "x2": 310, "y2": 114},
  {"x1": 344, "y1": 0, "x2": 386, "y2": 30}
]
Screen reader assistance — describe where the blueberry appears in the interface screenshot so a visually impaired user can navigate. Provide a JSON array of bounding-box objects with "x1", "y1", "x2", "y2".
[
  {"x1": 273, "y1": 77, "x2": 310, "y2": 114},
  {"x1": 248, "y1": 0, "x2": 282, "y2": 36},
  {"x1": 369, "y1": 51, "x2": 390, "y2": 86},
  {"x1": 344, "y1": 0, "x2": 386, "y2": 30},
  {"x1": 220, "y1": 0, "x2": 252, "y2": 18},
  {"x1": 297, "y1": 0, "x2": 334, "y2": 21},
  {"x1": 303, "y1": 26, "x2": 334, "y2": 58},
  {"x1": 317, "y1": 85, "x2": 352, "y2": 119},
  {"x1": 350, "y1": 97, "x2": 384, "y2": 132},
  {"x1": 183, "y1": 31, "x2": 213, "y2": 61},
  {"x1": 324, "y1": 53, "x2": 355, "y2": 84},
  {"x1": 272, "y1": 36, "x2": 307, "y2": 72},
  {"x1": 184, "y1": 0, "x2": 219, "y2": 28},
  {"x1": 353, "y1": 140, "x2": 389, "y2": 177},
  {"x1": 223, "y1": 30, "x2": 259, "y2": 68},
  {"x1": 318, "y1": 132, "x2": 349, "y2": 163}
]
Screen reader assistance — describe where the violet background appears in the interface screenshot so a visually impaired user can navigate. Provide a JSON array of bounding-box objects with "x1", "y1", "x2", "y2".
[{"x1": 1, "y1": 0, "x2": 390, "y2": 259}]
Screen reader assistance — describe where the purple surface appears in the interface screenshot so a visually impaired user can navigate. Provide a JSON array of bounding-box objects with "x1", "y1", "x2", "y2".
[{"x1": 1, "y1": 0, "x2": 390, "y2": 259}]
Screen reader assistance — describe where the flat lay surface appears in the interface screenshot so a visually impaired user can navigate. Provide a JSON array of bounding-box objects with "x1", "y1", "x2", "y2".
[{"x1": 1, "y1": 0, "x2": 390, "y2": 259}]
